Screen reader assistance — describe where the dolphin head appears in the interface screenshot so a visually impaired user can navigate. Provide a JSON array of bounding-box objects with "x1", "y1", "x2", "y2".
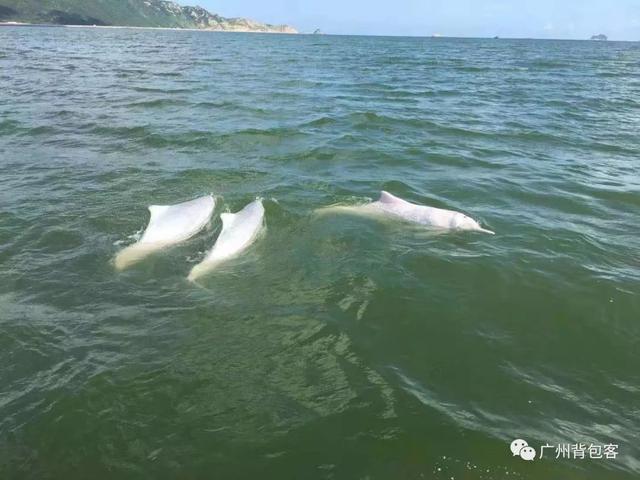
[{"x1": 452, "y1": 213, "x2": 495, "y2": 234}]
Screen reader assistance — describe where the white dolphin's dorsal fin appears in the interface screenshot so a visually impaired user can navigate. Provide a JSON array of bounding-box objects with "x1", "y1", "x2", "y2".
[
  {"x1": 148, "y1": 205, "x2": 170, "y2": 220},
  {"x1": 220, "y1": 212, "x2": 237, "y2": 228},
  {"x1": 116, "y1": 196, "x2": 215, "y2": 270},
  {"x1": 188, "y1": 201, "x2": 265, "y2": 281},
  {"x1": 379, "y1": 191, "x2": 404, "y2": 204}
]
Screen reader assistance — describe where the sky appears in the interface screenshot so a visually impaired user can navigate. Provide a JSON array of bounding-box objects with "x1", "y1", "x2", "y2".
[{"x1": 193, "y1": 0, "x2": 640, "y2": 40}]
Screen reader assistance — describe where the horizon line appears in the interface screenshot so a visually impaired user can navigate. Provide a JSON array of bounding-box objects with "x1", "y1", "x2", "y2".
[{"x1": 1, "y1": 22, "x2": 636, "y2": 42}]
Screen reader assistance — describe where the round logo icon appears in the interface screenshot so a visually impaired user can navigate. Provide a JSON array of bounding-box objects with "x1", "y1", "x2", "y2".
[
  {"x1": 510, "y1": 439, "x2": 536, "y2": 461},
  {"x1": 510, "y1": 439, "x2": 528, "y2": 456},
  {"x1": 520, "y1": 446, "x2": 537, "y2": 461}
]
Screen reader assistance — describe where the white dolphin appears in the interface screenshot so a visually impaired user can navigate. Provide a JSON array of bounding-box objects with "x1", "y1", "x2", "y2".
[
  {"x1": 320, "y1": 191, "x2": 494, "y2": 234},
  {"x1": 188, "y1": 199, "x2": 265, "y2": 281},
  {"x1": 114, "y1": 195, "x2": 215, "y2": 270}
]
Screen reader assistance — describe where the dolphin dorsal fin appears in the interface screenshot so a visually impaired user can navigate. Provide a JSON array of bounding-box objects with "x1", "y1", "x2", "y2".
[
  {"x1": 220, "y1": 212, "x2": 237, "y2": 228},
  {"x1": 379, "y1": 191, "x2": 402, "y2": 204},
  {"x1": 148, "y1": 205, "x2": 169, "y2": 221}
]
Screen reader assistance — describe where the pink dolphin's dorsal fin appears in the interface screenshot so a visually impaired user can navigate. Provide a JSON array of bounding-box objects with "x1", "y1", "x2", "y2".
[
  {"x1": 379, "y1": 191, "x2": 404, "y2": 204},
  {"x1": 148, "y1": 205, "x2": 170, "y2": 221}
]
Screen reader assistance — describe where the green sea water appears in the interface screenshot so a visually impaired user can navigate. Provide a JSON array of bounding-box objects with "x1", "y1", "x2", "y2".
[{"x1": 1, "y1": 27, "x2": 639, "y2": 479}]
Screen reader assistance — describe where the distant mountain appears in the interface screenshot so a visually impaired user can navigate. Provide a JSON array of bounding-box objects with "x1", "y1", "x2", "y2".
[
  {"x1": 0, "y1": 0, "x2": 297, "y2": 33},
  {"x1": 590, "y1": 34, "x2": 607, "y2": 41}
]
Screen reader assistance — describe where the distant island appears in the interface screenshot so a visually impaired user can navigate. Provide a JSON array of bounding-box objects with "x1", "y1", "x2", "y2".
[
  {"x1": 0, "y1": 0, "x2": 297, "y2": 33},
  {"x1": 590, "y1": 34, "x2": 608, "y2": 41}
]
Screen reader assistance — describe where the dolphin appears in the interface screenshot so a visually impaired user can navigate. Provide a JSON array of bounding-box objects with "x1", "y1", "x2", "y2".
[
  {"x1": 320, "y1": 191, "x2": 494, "y2": 234},
  {"x1": 188, "y1": 199, "x2": 265, "y2": 281},
  {"x1": 114, "y1": 195, "x2": 215, "y2": 270}
]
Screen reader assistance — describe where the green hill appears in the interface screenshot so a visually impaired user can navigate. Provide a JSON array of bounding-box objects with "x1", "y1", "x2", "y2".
[{"x1": 0, "y1": 0, "x2": 297, "y2": 32}]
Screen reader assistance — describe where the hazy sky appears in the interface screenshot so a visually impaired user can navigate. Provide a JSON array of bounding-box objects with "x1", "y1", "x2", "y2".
[{"x1": 193, "y1": 0, "x2": 640, "y2": 40}]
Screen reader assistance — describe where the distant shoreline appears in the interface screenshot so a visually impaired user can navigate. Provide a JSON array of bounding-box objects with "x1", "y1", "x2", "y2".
[
  {"x1": 0, "y1": 22, "x2": 298, "y2": 34},
  {"x1": 1, "y1": 23, "x2": 631, "y2": 41}
]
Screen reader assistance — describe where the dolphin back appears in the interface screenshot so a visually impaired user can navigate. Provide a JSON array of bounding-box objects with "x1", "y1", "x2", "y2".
[
  {"x1": 188, "y1": 199, "x2": 265, "y2": 281},
  {"x1": 114, "y1": 195, "x2": 215, "y2": 270},
  {"x1": 141, "y1": 195, "x2": 215, "y2": 245}
]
